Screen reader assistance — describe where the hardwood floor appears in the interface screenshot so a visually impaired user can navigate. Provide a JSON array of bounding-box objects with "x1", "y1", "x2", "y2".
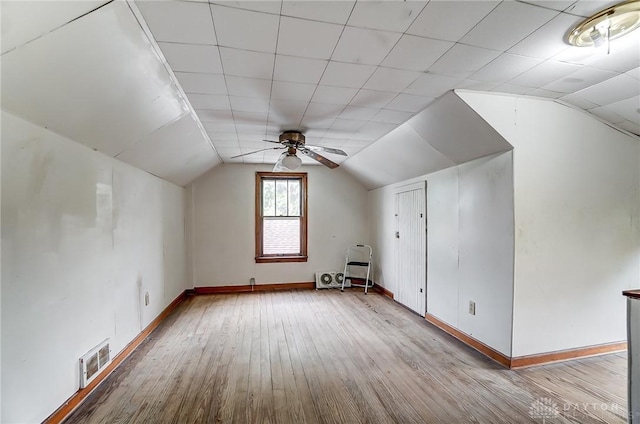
[{"x1": 64, "y1": 290, "x2": 627, "y2": 423}]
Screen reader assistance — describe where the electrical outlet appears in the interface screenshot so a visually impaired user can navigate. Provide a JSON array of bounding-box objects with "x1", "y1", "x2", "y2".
[
  {"x1": 469, "y1": 301, "x2": 475, "y2": 315},
  {"x1": 145, "y1": 292, "x2": 150, "y2": 306}
]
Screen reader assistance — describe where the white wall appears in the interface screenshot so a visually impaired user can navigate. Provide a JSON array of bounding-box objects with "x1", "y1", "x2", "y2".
[
  {"x1": 1, "y1": 111, "x2": 187, "y2": 423},
  {"x1": 460, "y1": 92, "x2": 640, "y2": 357},
  {"x1": 188, "y1": 163, "x2": 369, "y2": 286},
  {"x1": 368, "y1": 152, "x2": 515, "y2": 356}
]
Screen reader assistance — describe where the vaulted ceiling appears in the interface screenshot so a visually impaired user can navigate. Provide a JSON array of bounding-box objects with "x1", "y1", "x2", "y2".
[{"x1": 2, "y1": 1, "x2": 639, "y2": 187}]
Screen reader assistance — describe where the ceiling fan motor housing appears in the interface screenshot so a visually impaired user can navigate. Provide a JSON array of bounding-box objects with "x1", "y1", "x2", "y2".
[{"x1": 280, "y1": 131, "x2": 305, "y2": 145}]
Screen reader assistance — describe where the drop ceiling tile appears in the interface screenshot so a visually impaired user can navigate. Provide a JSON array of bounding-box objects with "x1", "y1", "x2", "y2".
[
  {"x1": 204, "y1": 122, "x2": 236, "y2": 132},
  {"x1": 491, "y1": 84, "x2": 535, "y2": 95},
  {"x1": 587, "y1": 38, "x2": 640, "y2": 73},
  {"x1": 352, "y1": 121, "x2": 397, "y2": 141},
  {"x1": 207, "y1": 131, "x2": 239, "y2": 141},
  {"x1": 381, "y1": 35, "x2": 453, "y2": 72},
  {"x1": 363, "y1": 67, "x2": 422, "y2": 92},
  {"x1": 347, "y1": 1, "x2": 427, "y2": 33},
  {"x1": 617, "y1": 119, "x2": 640, "y2": 136},
  {"x1": 371, "y1": 108, "x2": 414, "y2": 124},
  {"x1": 627, "y1": 68, "x2": 640, "y2": 80},
  {"x1": 196, "y1": 109, "x2": 234, "y2": 122},
  {"x1": 219, "y1": 47, "x2": 274, "y2": 79},
  {"x1": 277, "y1": 16, "x2": 342, "y2": 60},
  {"x1": 271, "y1": 81, "x2": 317, "y2": 102},
  {"x1": 304, "y1": 102, "x2": 345, "y2": 118},
  {"x1": 558, "y1": 93, "x2": 600, "y2": 109},
  {"x1": 210, "y1": 1, "x2": 282, "y2": 15},
  {"x1": 507, "y1": 60, "x2": 582, "y2": 88},
  {"x1": 339, "y1": 105, "x2": 380, "y2": 120},
  {"x1": 407, "y1": 1, "x2": 499, "y2": 42},
  {"x1": 225, "y1": 76, "x2": 271, "y2": 99},
  {"x1": 274, "y1": 55, "x2": 328, "y2": 84},
  {"x1": 320, "y1": 62, "x2": 377, "y2": 89},
  {"x1": 588, "y1": 106, "x2": 626, "y2": 124},
  {"x1": 300, "y1": 117, "x2": 334, "y2": 131},
  {"x1": 187, "y1": 93, "x2": 231, "y2": 110},
  {"x1": 332, "y1": 26, "x2": 401, "y2": 66},
  {"x1": 236, "y1": 124, "x2": 267, "y2": 135},
  {"x1": 211, "y1": 5, "x2": 279, "y2": 53},
  {"x1": 175, "y1": 72, "x2": 227, "y2": 94},
  {"x1": 281, "y1": 1, "x2": 355, "y2": 24},
  {"x1": 470, "y1": 54, "x2": 543, "y2": 84},
  {"x1": 136, "y1": 1, "x2": 216, "y2": 45},
  {"x1": 270, "y1": 99, "x2": 309, "y2": 115},
  {"x1": 523, "y1": 1, "x2": 576, "y2": 11},
  {"x1": 403, "y1": 73, "x2": 463, "y2": 97},
  {"x1": 237, "y1": 133, "x2": 265, "y2": 143},
  {"x1": 455, "y1": 80, "x2": 501, "y2": 92},
  {"x1": 429, "y1": 44, "x2": 502, "y2": 79},
  {"x1": 565, "y1": 0, "x2": 619, "y2": 17},
  {"x1": 239, "y1": 141, "x2": 268, "y2": 150},
  {"x1": 215, "y1": 146, "x2": 243, "y2": 158},
  {"x1": 233, "y1": 111, "x2": 269, "y2": 124},
  {"x1": 324, "y1": 129, "x2": 357, "y2": 140},
  {"x1": 1, "y1": 0, "x2": 107, "y2": 54},
  {"x1": 508, "y1": 13, "x2": 579, "y2": 59},
  {"x1": 460, "y1": 2, "x2": 559, "y2": 51},
  {"x1": 385, "y1": 94, "x2": 434, "y2": 113},
  {"x1": 311, "y1": 85, "x2": 359, "y2": 104},
  {"x1": 605, "y1": 96, "x2": 640, "y2": 123},
  {"x1": 229, "y1": 95, "x2": 270, "y2": 113},
  {"x1": 542, "y1": 67, "x2": 618, "y2": 93},
  {"x1": 158, "y1": 42, "x2": 222, "y2": 73},
  {"x1": 349, "y1": 89, "x2": 397, "y2": 108},
  {"x1": 570, "y1": 73, "x2": 640, "y2": 105},
  {"x1": 528, "y1": 88, "x2": 565, "y2": 98},
  {"x1": 330, "y1": 118, "x2": 368, "y2": 131}
]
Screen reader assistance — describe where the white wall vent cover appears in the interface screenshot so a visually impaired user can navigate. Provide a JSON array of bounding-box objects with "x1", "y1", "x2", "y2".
[
  {"x1": 315, "y1": 272, "x2": 348, "y2": 289},
  {"x1": 79, "y1": 338, "x2": 112, "y2": 388}
]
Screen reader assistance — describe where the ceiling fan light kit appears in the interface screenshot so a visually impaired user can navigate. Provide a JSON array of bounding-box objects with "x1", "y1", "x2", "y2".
[
  {"x1": 230, "y1": 130, "x2": 347, "y2": 171},
  {"x1": 567, "y1": 0, "x2": 640, "y2": 48}
]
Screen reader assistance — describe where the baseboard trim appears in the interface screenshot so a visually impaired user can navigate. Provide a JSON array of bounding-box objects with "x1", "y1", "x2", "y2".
[
  {"x1": 510, "y1": 341, "x2": 627, "y2": 369},
  {"x1": 425, "y1": 313, "x2": 511, "y2": 368},
  {"x1": 372, "y1": 284, "x2": 394, "y2": 299},
  {"x1": 194, "y1": 282, "x2": 314, "y2": 294},
  {"x1": 44, "y1": 290, "x2": 188, "y2": 424}
]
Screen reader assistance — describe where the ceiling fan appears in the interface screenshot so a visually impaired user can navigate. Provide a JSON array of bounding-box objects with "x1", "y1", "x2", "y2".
[{"x1": 230, "y1": 131, "x2": 347, "y2": 171}]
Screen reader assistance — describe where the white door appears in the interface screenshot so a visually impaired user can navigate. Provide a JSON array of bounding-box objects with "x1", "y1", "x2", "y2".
[{"x1": 395, "y1": 183, "x2": 426, "y2": 315}]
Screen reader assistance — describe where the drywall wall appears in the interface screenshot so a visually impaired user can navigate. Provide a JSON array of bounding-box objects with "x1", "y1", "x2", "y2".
[
  {"x1": 1, "y1": 111, "x2": 187, "y2": 423},
  {"x1": 460, "y1": 91, "x2": 640, "y2": 357},
  {"x1": 368, "y1": 152, "x2": 514, "y2": 356},
  {"x1": 188, "y1": 163, "x2": 369, "y2": 286}
]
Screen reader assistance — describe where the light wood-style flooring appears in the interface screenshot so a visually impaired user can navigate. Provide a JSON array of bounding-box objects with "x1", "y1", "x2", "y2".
[{"x1": 65, "y1": 290, "x2": 627, "y2": 423}]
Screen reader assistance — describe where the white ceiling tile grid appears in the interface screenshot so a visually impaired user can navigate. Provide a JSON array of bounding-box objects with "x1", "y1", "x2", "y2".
[{"x1": 3, "y1": 0, "x2": 639, "y2": 178}]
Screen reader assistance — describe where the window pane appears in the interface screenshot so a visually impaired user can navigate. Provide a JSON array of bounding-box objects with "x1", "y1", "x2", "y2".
[
  {"x1": 263, "y1": 180, "x2": 275, "y2": 216},
  {"x1": 288, "y1": 180, "x2": 300, "y2": 216},
  {"x1": 263, "y1": 217, "x2": 300, "y2": 254},
  {"x1": 275, "y1": 180, "x2": 288, "y2": 216}
]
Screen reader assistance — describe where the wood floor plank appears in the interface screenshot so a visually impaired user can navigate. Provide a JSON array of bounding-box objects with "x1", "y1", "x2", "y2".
[{"x1": 64, "y1": 290, "x2": 628, "y2": 424}]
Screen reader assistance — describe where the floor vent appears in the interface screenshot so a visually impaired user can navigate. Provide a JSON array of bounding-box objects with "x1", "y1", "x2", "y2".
[{"x1": 79, "y1": 339, "x2": 111, "y2": 389}]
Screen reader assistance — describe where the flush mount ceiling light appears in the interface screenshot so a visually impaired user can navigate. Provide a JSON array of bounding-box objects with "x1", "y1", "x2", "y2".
[{"x1": 567, "y1": 0, "x2": 640, "y2": 47}]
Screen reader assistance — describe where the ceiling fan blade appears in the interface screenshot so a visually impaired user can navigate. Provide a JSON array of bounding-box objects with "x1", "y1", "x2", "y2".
[
  {"x1": 230, "y1": 147, "x2": 283, "y2": 159},
  {"x1": 263, "y1": 139, "x2": 283, "y2": 145},
  {"x1": 272, "y1": 151, "x2": 288, "y2": 172},
  {"x1": 305, "y1": 145, "x2": 347, "y2": 156},
  {"x1": 299, "y1": 147, "x2": 339, "y2": 169}
]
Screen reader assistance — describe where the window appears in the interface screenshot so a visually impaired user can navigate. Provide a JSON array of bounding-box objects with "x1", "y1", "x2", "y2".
[{"x1": 255, "y1": 172, "x2": 307, "y2": 263}]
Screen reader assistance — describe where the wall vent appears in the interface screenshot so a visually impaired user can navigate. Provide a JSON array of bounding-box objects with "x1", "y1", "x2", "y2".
[{"x1": 79, "y1": 338, "x2": 111, "y2": 389}]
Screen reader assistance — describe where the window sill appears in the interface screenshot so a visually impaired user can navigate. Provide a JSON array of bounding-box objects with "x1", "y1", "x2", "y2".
[{"x1": 255, "y1": 255, "x2": 308, "y2": 264}]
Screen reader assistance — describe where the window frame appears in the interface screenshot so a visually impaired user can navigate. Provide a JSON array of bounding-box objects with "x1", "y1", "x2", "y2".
[{"x1": 255, "y1": 172, "x2": 308, "y2": 263}]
